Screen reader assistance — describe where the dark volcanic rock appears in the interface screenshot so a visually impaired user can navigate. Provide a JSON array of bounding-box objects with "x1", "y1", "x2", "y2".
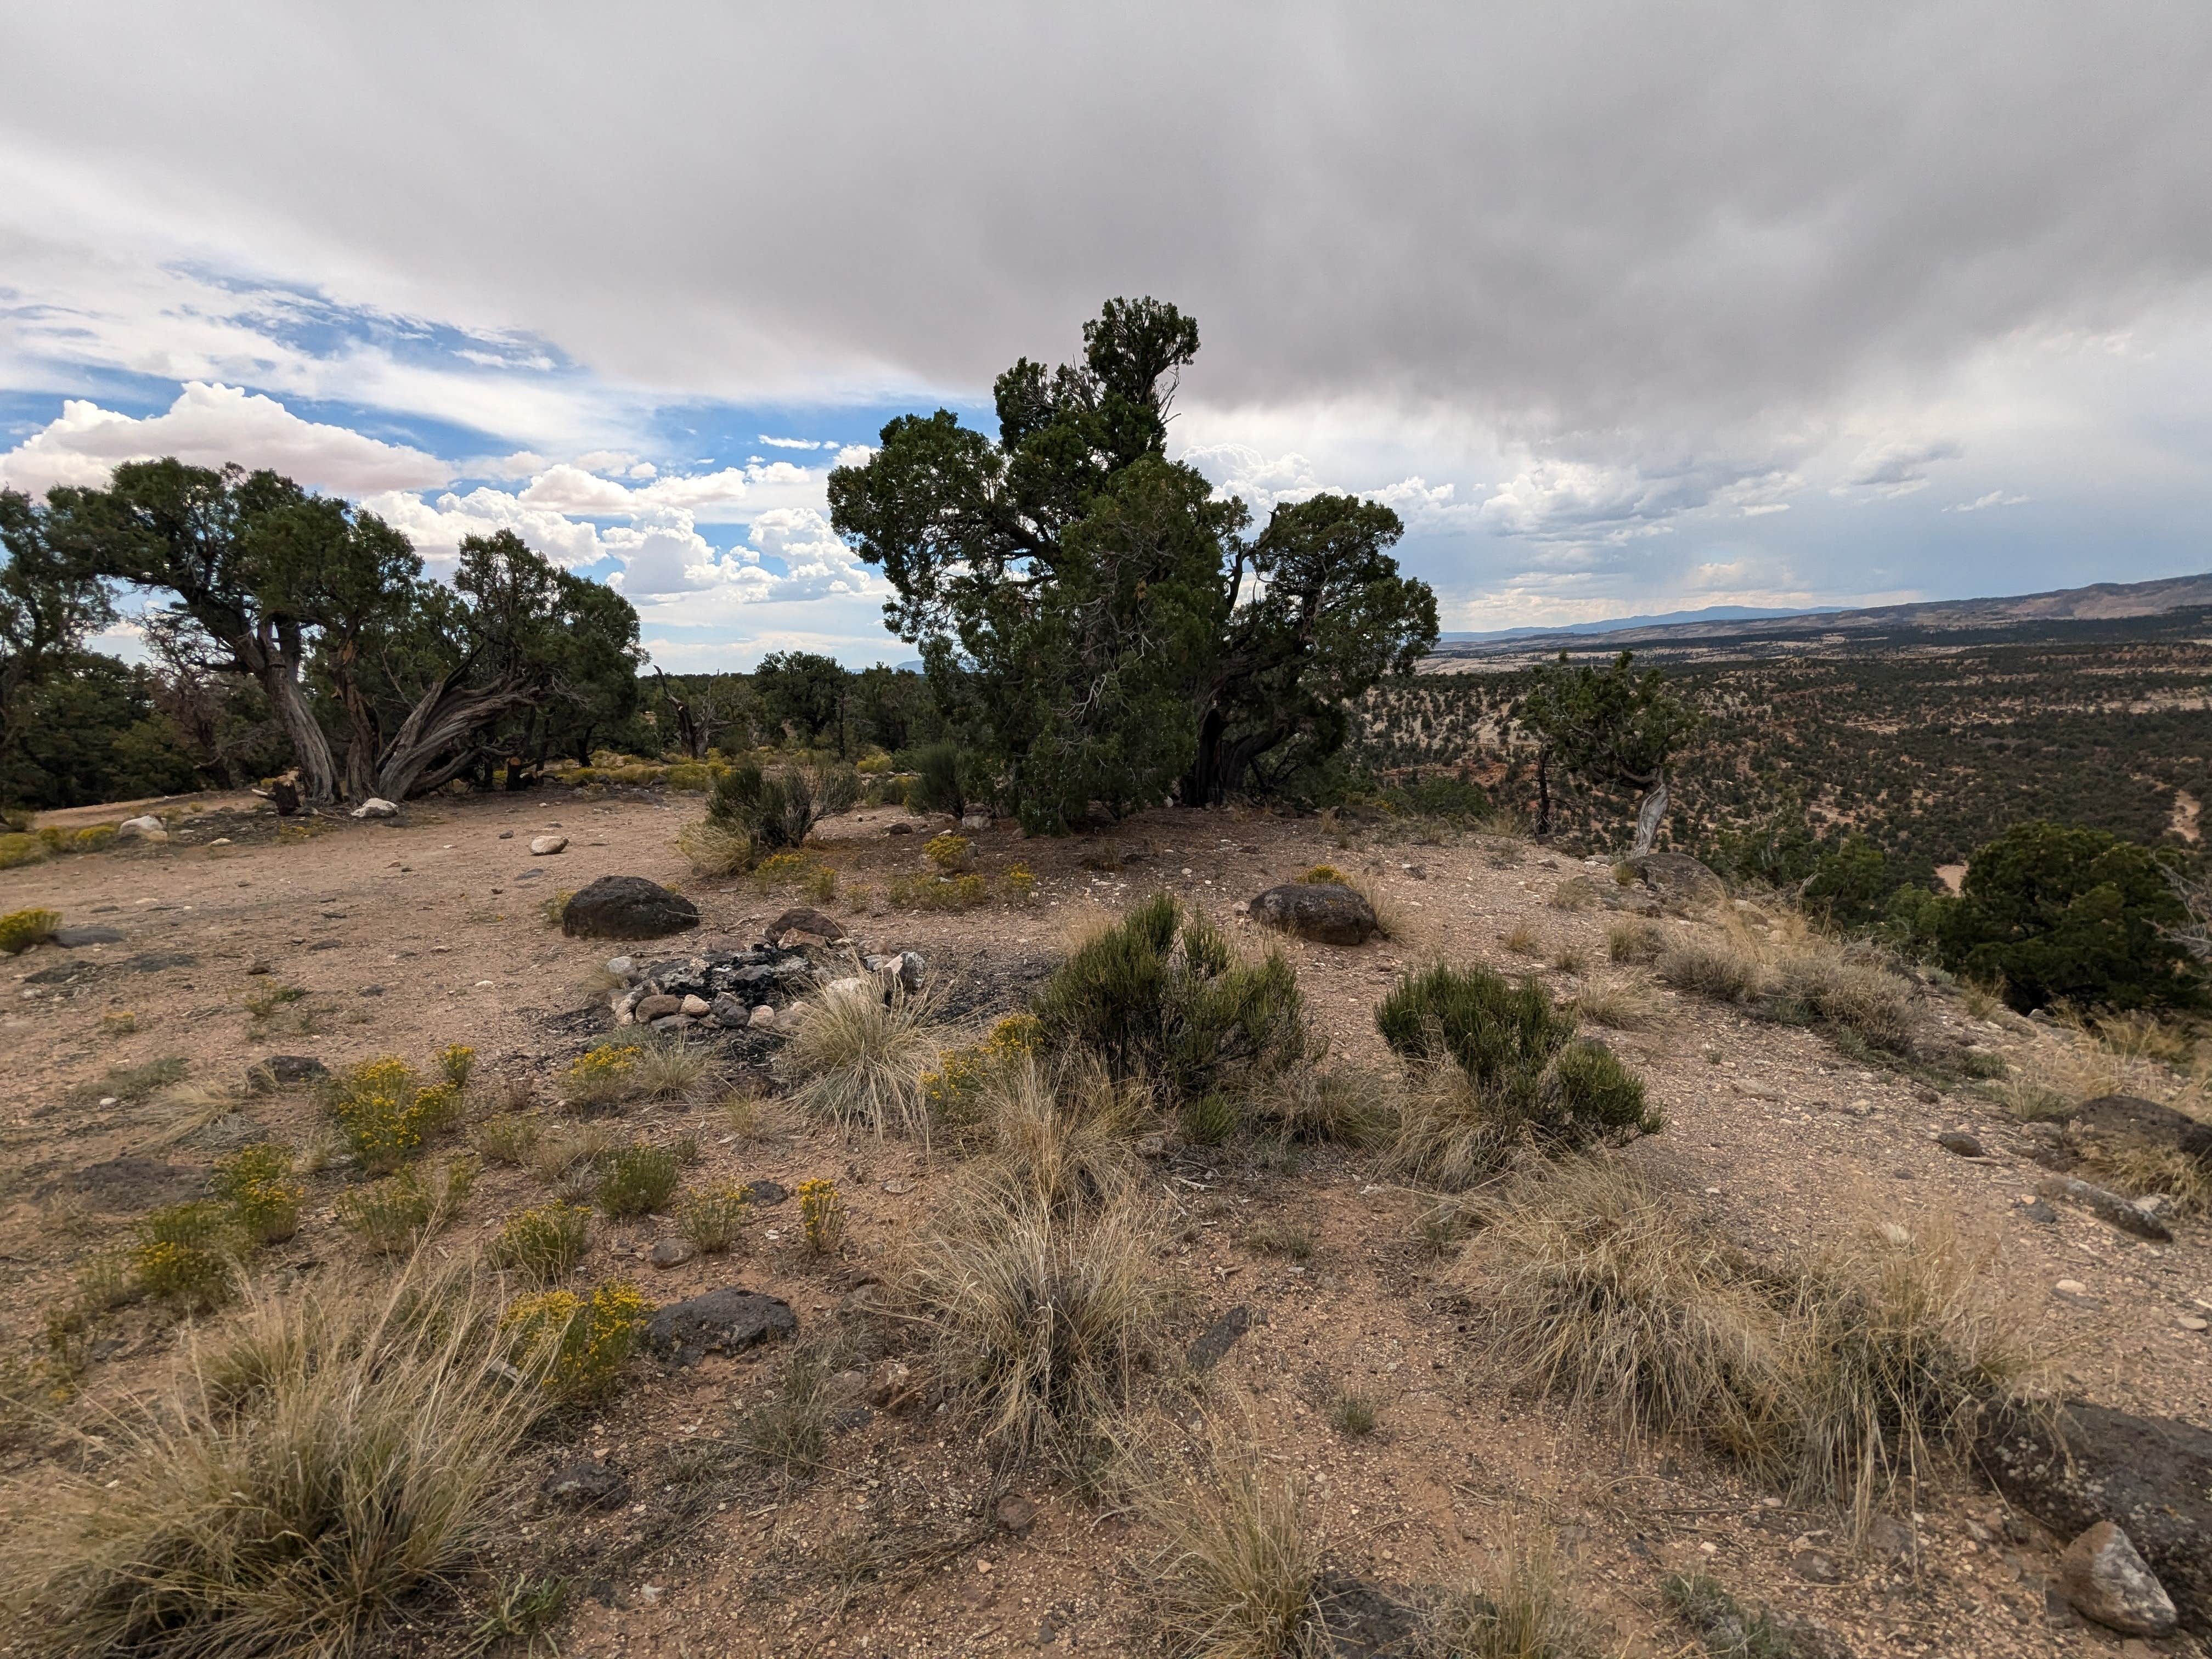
[
  {"x1": 645, "y1": 1286, "x2": 797, "y2": 1363},
  {"x1": 766, "y1": 906, "x2": 848, "y2": 943},
  {"x1": 1979, "y1": 1400, "x2": 2210, "y2": 1634},
  {"x1": 1248, "y1": 883, "x2": 1378, "y2": 946},
  {"x1": 52, "y1": 925, "x2": 125, "y2": 947},
  {"x1": 562, "y1": 876, "x2": 700, "y2": 940}
]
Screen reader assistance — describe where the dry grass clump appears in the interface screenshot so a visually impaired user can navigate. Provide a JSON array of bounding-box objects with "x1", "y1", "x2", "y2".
[
  {"x1": 2084, "y1": 1140, "x2": 2211, "y2": 1217},
  {"x1": 1770, "y1": 944, "x2": 1917, "y2": 1055},
  {"x1": 1462, "y1": 1161, "x2": 2041, "y2": 1522},
  {"x1": 1568, "y1": 978, "x2": 1656, "y2": 1031},
  {"x1": 1606, "y1": 918, "x2": 1665, "y2": 964},
  {"x1": 960, "y1": 1053, "x2": 1144, "y2": 1215},
  {"x1": 1655, "y1": 931, "x2": 1765, "y2": 1003},
  {"x1": 1145, "y1": 1432, "x2": 1321, "y2": 1659},
  {"x1": 1462, "y1": 1160, "x2": 1785, "y2": 1470},
  {"x1": 1656, "y1": 913, "x2": 1921, "y2": 1056},
  {"x1": 1428, "y1": 1527, "x2": 1599, "y2": 1659},
  {"x1": 1246, "y1": 1063, "x2": 1394, "y2": 1146},
  {"x1": 2, "y1": 1263, "x2": 537, "y2": 1659},
  {"x1": 631, "y1": 1030, "x2": 713, "y2": 1100},
  {"x1": 901, "y1": 1167, "x2": 1158, "y2": 1466},
  {"x1": 775, "y1": 981, "x2": 942, "y2": 1138},
  {"x1": 1502, "y1": 921, "x2": 1541, "y2": 956}
]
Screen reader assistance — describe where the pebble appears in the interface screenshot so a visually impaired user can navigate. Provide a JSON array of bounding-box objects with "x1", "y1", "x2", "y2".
[
  {"x1": 349, "y1": 798, "x2": 399, "y2": 820},
  {"x1": 1936, "y1": 1130, "x2": 1984, "y2": 1157},
  {"x1": 2179, "y1": 1314, "x2": 2209, "y2": 1333},
  {"x1": 2057, "y1": 1520, "x2": 2177, "y2": 1637},
  {"x1": 529, "y1": 834, "x2": 568, "y2": 855},
  {"x1": 680, "y1": 994, "x2": 711, "y2": 1017},
  {"x1": 2055, "y1": 1278, "x2": 2089, "y2": 1297},
  {"x1": 748, "y1": 1003, "x2": 776, "y2": 1029},
  {"x1": 648, "y1": 1238, "x2": 697, "y2": 1269}
]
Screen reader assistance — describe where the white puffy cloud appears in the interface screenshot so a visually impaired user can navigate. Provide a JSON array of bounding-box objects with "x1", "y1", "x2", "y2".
[
  {"x1": 1839, "y1": 437, "x2": 1965, "y2": 497},
  {"x1": 758, "y1": 435, "x2": 827, "y2": 449},
  {"x1": 359, "y1": 484, "x2": 607, "y2": 569},
  {"x1": 0, "y1": 382, "x2": 452, "y2": 496},
  {"x1": 1945, "y1": 490, "x2": 2031, "y2": 512}
]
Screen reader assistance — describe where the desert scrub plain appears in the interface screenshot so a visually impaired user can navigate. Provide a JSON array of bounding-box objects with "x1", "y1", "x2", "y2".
[{"x1": 0, "y1": 783, "x2": 2205, "y2": 1657}]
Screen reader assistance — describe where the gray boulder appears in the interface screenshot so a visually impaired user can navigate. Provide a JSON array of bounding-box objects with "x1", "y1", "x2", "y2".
[
  {"x1": 562, "y1": 876, "x2": 700, "y2": 941},
  {"x1": 2064, "y1": 1094, "x2": 2212, "y2": 1167},
  {"x1": 1248, "y1": 882, "x2": 1378, "y2": 946},
  {"x1": 1621, "y1": 850, "x2": 1727, "y2": 906},
  {"x1": 766, "y1": 906, "x2": 847, "y2": 944},
  {"x1": 1979, "y1": 1400, "x2": 2210, "y2": 1633},
  {"x1": 2058, "y1": 1521, "x2": 2177, "y2": 1637}
]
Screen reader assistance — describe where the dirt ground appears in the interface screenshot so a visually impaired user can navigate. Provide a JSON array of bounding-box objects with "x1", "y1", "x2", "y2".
[{"x1": 2, "y1": 786, "x2": 2207, "y2": 1657}]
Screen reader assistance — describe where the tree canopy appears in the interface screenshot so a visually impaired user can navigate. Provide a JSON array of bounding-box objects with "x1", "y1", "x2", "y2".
[
  {"x1": 1516, "y1": 649, "x2": 1701, "y2": 847},
  {"x1": 828, "y1": 297, "x2": 1436, "y2": 830},
  {"x1": 28, "y1": 459, "x2": 642, "y2": 804}
]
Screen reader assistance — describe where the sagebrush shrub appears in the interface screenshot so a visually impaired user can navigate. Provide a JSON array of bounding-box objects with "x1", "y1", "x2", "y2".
[
  {"x1": 682, "y1": 759, "x2": 860, "y2": 872},
  {"x1": 337, "y1": 1161, "x2": 475, "y2": 1254},
  {"x1": 132, "y1": 1203, "x2": 237, "y2": 1311},
  {"x1": 562, "y1": 1042, "x2": 641, "y2": 1109},
  {"x1": 1033, "y1": 893, "x2": 1307, "y2": 1105},
  {"x1": 676, "y1": 1184, "x2": 751, "y2": 1253},
  {"x1": 209, "y1": 1144, "x2": 302, "y2": 1244},
  {"x1": 597, "y1": 1143, "x2": 681, "y2": 1217},
  {"x1": 494, "y1": 1203, "x2": 592, "y2": 1283},
  {"x1": 328, "y1": 1057, "x2": 460, "y2": 1173}
]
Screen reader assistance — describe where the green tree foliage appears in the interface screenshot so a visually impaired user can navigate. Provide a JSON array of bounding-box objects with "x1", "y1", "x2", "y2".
[
  {"x1": 36, "y1": 461, "x2": 641, "y2": 803},
  {"x1": 828, "y1": 297, "x2": 1436, "y2": 831},
  {"x1": 1, "y1": 487, "x2": 114, "y2": 792},
  {"x1": 1801, "y1": 834, "x2": 1895, "y2": 930},
  {"x1": 0, "y1": 653, "x2": 200, "y2": 809},
  {"x1": 1931, "y1": 821, "x2": 2198, "y2": 1011},
  {"x1": 754, "y1": 650, "x2": 850, "y2": 752},
  {"x1": 1517, "y1": 649, "x2": 1701, "y2": 847}
]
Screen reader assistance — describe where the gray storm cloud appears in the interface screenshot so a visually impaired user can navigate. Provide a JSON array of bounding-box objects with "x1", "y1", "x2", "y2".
[{"x1": 5, "y1": 2, "x2": 2209, "y2": 433}]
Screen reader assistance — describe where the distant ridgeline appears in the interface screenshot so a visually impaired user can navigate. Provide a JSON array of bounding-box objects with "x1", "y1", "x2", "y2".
[{"x1": 1347, "y1": 605, "x2": 2212, "y2": 885}]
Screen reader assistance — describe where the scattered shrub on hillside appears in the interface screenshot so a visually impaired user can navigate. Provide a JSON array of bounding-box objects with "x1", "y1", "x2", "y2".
[
  {"x1": 469, "y1": 1111, "x2": 542, "y2": 1165},
  {"x1": 436, "y1": 1043, "x2": 476, "y2": 1091},
  {"x1": 904, "y1": 1180, "x2": 1156, "y2": 1465},
  {"x1": 678, "y1": 1183, "x2": 751, "y2": 1254},
  {"x1": 7, "y1": 1265, "x2": 541, "y2": 1659},
  {"x1": 1655, "y1": 932, "x2": 1765, "y2": 1002},
  {"x1": 907, "y1": 741, "x2": 967, "y2": 817},
  {"x1": 0, "y1": 907, "x2": 60, "y2": 953},
  {"x1": 337, "y1": 1160, "x2": 476, "y2": 1255},
  {"x1": 1248, "y1": 1063, "x2": 1393, "y2": 1146},
  {"x1": 1033, "y1": 893, "x2": 1308, "y2": 1108},
  {"x1": 1006, "y1": 863, "x2": 1037, "y2": 900},
  {"x1": 209, "y1": 1144, "x2": 302, "y2": 1244},
  {"x1": 797, "y1": 1178, "x2": 844, "y2": 1254},
  {"x1": 680, "y1": 759, "x2": 860, "y2": 873},
  {"x1": 1927, "y1": 820, "x2": 2200, "y2": 1012},
  {"x1": 776, "y1": 981, "x2": 942, "y2": 1137},
  {"x1": 1144, "y1": 1431, "x2": 1319, "y2": 1659},
  {"x1": 1606, "y1": 918, "x2": 1665, "y2": 963},
  {"x1": 562, "y1": 1042, "x2": 642, "y2": 1110},
  {"x1": 925, "y1": 832, "x2": 972, "y2": 873},
  {"x1": 328, "y1": 1057, "x2": 461, "y2": 1174},
  {"x1": 1376, "y1": 966, "x2": 1655, "y2": 1186},
  {"x1": 502, "y1": 1280, "x2": 651, "y2": 1403},
  {"x1": 1429, "y1": 1529, "x2": 1599, "y2": 1659},
  {"x1": 597, "y1": 1143, "x2": 681, "y2": 1217},
  {"x1": 131, "y1": 1202, "x2": 239, "y2": 1312},
  {"x1": 1770, "y1": 945, "x2": 1917, "y2": 1054},
  {"x1": 1570, "y1": 978, "x2": 1656, "y2": 1031},
  {"x1": 493, "y1": 1203, "x2": 592, "y2": 1283},
  {"x1": 888, "y1": 871, "x2": 989, "y2": 911}
]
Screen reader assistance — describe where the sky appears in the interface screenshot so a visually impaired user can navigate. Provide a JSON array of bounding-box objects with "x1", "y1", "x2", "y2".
[{"x1": 3, "y1": 3, "x2": 2209, "y2": 669}]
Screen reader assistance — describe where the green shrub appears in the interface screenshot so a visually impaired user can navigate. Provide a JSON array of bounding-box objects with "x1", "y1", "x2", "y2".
[
  {"x1": 1034, "y1": 893, "x2": 1308, "y2": 1105},
  {"x1": 908, "y1": 741, "x2": 966, "y2": 817},
  {"x1": 0, "y1": 906, "x2": 61, "y2": 953},
  {"x1": 132, "y1": 1203, "x2": 238, "y2": 1310},
  {"x1": 502, "y1": 1282, "x2": 651, "y2": 1403},
  {"x1": 469, "y1": 1111, "x2": 541, "y2": 1165},
  {"x1": 598, "y1": 1144, "x2": 681, "y2": 1217},
  {"x1": 493, "y1": 1203, "x2": 592, "y2": 1283},
  {"x1": 328, "y1": 1057, "x2": 461, "y2": 1173},
  {"x1": 1801, "y1": 834, "x2": 1894, "y2": 931},
  {"x1": 337, "y1": 1161, "x2": 475, "y2": 1254},
  {"x1": 1928, "y1": 820, "x2": 2199, "y2": 1012},
  {"x1": 1377, "y1": 965, "x2": 1656, "y2": 1185},
  {"x1": 677, "y1": 1183, "x2": 751, "y2": 1253},
  {"x1": 209, "y1": 1144, "x2": 302, "y2": 1244},
  {"x1": 0, "y1": 833, "x2": 48, "y2": 871},
  {"x1": 681, "y1": 759, "x2": 860, "y2": 872},
  {"x1": 888, "y1": 871, "x2": 989, "y2": 911}
]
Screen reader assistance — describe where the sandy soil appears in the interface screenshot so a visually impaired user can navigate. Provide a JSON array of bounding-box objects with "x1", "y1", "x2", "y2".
[{"x1": 2, "y1": 787, "x2": 2207, "y2": 1657}]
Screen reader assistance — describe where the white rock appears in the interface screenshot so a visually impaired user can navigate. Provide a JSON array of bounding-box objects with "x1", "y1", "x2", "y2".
[
  {"x1": 208, "y1": 837, "x2": 232, "y2": 846},
  {"x1": 680, "y1": 994, "x2": 711, "y2": 1017},
  {"x1": 351, "y1": 798, "x2": 400, "y2": 820},
  {"x1": 117, "y1": 814, "x2": 166, "y2": 840},
  {"x1": 606, "y1": 956, "x2": 635, "y2": 979},
  {"x1": 821, "y1": 975, "x2": 868, "y2": 1003},
  {"x1": 748, "y1": 1003, "x2": 777, "y2": 1028},
  {"x1": 529, "y1": 834, "x2": 568, "y2": 855}
]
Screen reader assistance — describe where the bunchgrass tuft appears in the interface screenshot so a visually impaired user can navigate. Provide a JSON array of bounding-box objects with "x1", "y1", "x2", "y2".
[
  {"x1": 597, "y1": 1143, "x2": 681, "y2": 1217},
  {"x1": 775, "y1": 981, "x2": 942, "y2": 1138},
  {"x1": 1146, "y1": 1430, "x2": 1321, "y2": 1659},
  {"x1": 492, "y1": 1203, "x2": 592, "y2": 1284}
]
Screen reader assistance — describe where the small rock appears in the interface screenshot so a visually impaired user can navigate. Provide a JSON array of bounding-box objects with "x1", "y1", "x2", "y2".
[
  {"x1": 53, "y1": 924, "x2": 126, "y2": 947},
  {"x1": 960, "y1": 811, "x2": 994, "y2": 832},
  {"x1": 742, "y1": 1179, "x2": 788, "y2": 1206},
  {"x1": 680, "y1": 994, "x2": 711, "y2": 1017},
  {"x1": 2057, "y1": 1521, "x2": 2176, "y2": 1637},
  {"x1": 1621, "y1": 850, "x2": 1729, "y2": 906},
  {"x1": 2179, "y1": 1314, "x2": 2209, "y2": 1333},
  {"x1": 995, "y1": 1493, "x2": 1037, "y2": 1536},
  {"x1": 499, "y1": 830, "x2": 514, "y2": 839},
  {"x1": 747, "y1": 1003, "x2": 776, "y2": 1029},
  {"x1": 648, "y1": 1238, "x2": 697, "y2": 1269},
  {"x1": 867, "y1": 1359, "x2": 918, "y2": 1411},
  {"x1": 117, "y1": 814, "x2": 166, "y2": 840},
  {"x1": 544, "y1": 1458, "x2": 629, "y2": 1510},
  {"x1": 1135, "y1": 1133, "x2": 1169, "y2": 1158},
  {"x1": 708, "y1": 992, "x2": 750, "y2": 1026},
  {"x1": 1247, "y1": 882, "x2": 1378, "y2": 946},
  {"x1": 766, "y1": 906, "x2": 848, "y2": 944},
  {"x1": 634, "y1": 993, "x2": 682, "y2": 1022},
  {"x1": 882, "y1": 1176, "x2": 913, "y2": 1195},
  {"x1": 2055, "y1": 1278, "x2": 2090, "y2": 1297},
  {"x1": 1791, "y1": 1548, "x2": 1843, "y2": 1584},
  {"x1": 529, "y1": 834, "x2": 568, "y2": 855},
  {"x1": 606, "y1": 955, "x2": 635, "y2": 978},
  {"x1": 349, "y1": 798, "x2": 400, "y2": 820},
  {"x1": 2021, "y1": 1199, "x2": 2059, "y2": 1223},
  {"x1": 886, "y1": 821, "x2": 914, "y2": 836},
  {"x1": 1865, "y1": 1513, "x2": 1918, "y2": 1565},
  {"x1": 1937, "y1": 1130, "x2": 1985, "y2": 1157}
]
